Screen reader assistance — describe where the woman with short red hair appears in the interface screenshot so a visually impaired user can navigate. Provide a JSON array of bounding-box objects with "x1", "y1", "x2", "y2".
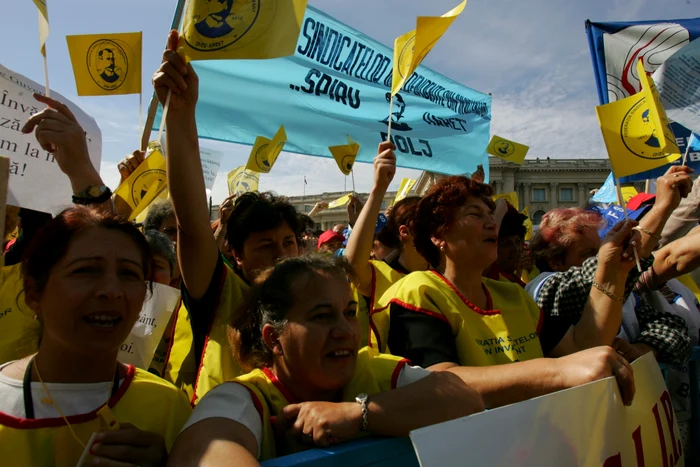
[{"x1": 372, "y1": 175, "x2": 641, "y2": 408}]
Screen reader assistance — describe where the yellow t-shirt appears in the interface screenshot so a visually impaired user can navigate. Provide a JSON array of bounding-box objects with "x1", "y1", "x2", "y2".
[
  {"x1": 233, "y1": 348, "x2": 408, "y2": 461},
  {"x1": 372, "y1": 271, "x2": 543, "y2": 366},
  {"x1": 159, "y1": 261, "x2": 248, "y2": 405},
  {"x1": 0, "y1": 366, "x2": 193, "y2": 466},
  {"x1": 0, "y1": 264, "x2": 40, "y2": 365}
]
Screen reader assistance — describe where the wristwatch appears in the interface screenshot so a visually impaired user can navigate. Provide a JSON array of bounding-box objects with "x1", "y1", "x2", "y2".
[
  {"x1": 355, "y1": 393, "x2": 369, "y2": 431},
  {"x1": 72, "y1": 185, "x2": 112, "y2": 205}
]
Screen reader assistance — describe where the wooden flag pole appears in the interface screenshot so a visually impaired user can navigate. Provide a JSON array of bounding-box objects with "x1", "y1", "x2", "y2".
[
  {"x1": 42, "y1": 53, "x2": 50, "y2": 98},
  {"x1": 386, "y1": 95, "x2": 394, "y2": 140},
  {"x1": 682, "y1": 141, "x2": 692, "y2": 166}
]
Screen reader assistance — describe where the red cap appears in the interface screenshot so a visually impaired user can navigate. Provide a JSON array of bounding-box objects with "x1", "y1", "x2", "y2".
[
  {"x1": 626, "y1": 193, "x2": 656, "y2": 211},
  {"x1": 318, "y1": 230, "x2": 345, "y2": 250}
]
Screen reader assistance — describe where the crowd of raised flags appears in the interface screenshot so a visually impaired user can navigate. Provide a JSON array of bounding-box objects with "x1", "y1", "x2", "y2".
[{"x1": 2, "y1": 0, "x2": 700, "y2": 465}]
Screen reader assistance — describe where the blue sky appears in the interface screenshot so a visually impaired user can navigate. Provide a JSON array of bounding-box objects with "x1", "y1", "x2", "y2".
[{"x1": 2, "y1": 0, "x2": 697, "y2": 204}]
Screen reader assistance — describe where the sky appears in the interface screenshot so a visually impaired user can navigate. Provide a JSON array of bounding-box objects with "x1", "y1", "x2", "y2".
[{"x1": 2, "y1": 0, "x2": 697, "y2": 205}]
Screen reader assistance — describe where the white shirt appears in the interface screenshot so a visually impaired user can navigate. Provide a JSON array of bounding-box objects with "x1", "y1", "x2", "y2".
[
  {"x1": 182, "y1": 364, "x2": 431, "y2": 458},
  {"x1": 0, "y1": 361, "x2": 123, "y2": 419}
]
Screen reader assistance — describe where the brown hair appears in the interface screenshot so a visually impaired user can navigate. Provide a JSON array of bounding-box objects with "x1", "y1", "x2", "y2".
[
  {"x1": 230, "y1": 255, "x2": 356, "y2": 372},
  {"x1": 412, "y1": 176, "x2": 494, "y2": 268},
  {"x1": 376, "y1": 196, "x2": 420, "y2": 250}
]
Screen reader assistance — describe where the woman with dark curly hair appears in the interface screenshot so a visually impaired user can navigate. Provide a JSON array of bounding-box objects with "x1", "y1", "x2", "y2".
[{"x1": 371, "y1": 175, "x2": 642, "y2": 409}]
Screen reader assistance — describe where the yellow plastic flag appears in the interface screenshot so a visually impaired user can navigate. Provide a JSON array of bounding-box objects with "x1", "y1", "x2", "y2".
[
  {"x1": 66, "y1": 32, "x2": 142, "y2": 96},
  {"x1": 134, "y1": 188, "x2": 169, "y2": 225},
  {"x1": 487, "y1": 136, "x2": 529, "y2": 164},
  {"x1": 328, "y1": 194, "x2": 352, "y2": 209},
  {"x1": 522, "y1": 207, "x2": 533, "y2": 241},
  {"x1": 391, "y1": 0, "x2": 467, "y2": 95},
  {"x1": 620, "y1": 187, "x2": 638, "y2": 205},
  {"x1": 245, "y1": 126, "x2": 287, "y2": 174},
  {"x1": 329, "y1": 136, "x2": 360, "y2": 176},
  {"x1": 179, "y1": 0, "x2": 308, "y2": 62},
  {"x1": 394, "y1": 178, "x2": 417, "y2": 204},
  {"x1": 227, "y1": 166, "x2": 259, "y2": 196},
  {"x1": 114, "y1": 149, "x2": 167, "y2": 220},
  {"x1": 636, "y1": 59, "x2": 678, "y2": 154},
  {"x1": 596, "y1": 93, "x2": 681, "y2": 178},
  {"x1": 32, "y1": 0, "x2": 49, "y2": 56},
  {"x1": 493, "y1": 191, "x2": 519, "y2": 208}
]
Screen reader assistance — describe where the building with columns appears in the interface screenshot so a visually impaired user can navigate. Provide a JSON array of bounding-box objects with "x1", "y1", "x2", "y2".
[{"x1": 287, "y1": 191, "x2": 398, "y2": 231}]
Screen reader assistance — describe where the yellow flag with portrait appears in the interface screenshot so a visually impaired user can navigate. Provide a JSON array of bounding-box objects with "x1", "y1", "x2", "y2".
[
  {"x1": 487, "y1": 136, "x2": 529, "y2": 164},
  {"x1": 114, "y1": 149, "x2": 167, "y2": 220},
  {"x1": 329, "y1": 136, "x2": 359, "y2": 176},
  {"x1": 179, "y1": 0, "x2": 308, "y2": 62},
  {"x1": 245, "y1": 126, "x2": 286, "y2": 174},
  {"x1": 391, "y1": 1, "x2": 467, "y2": 95},
  {"x1": 66, "y1": 32, "x2": 142, "y2": 96},
  {"x1": 227, "y1": 166, "x2": 259, "y2": 196}
]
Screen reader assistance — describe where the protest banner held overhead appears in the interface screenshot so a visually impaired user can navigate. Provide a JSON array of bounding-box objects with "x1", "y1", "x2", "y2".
[
  {"x1": 0, "y1": 63, "x2": 102, "y2": 214},
  {"x1": 154, "y1": 6, "x2": 492, "y2": 177}
]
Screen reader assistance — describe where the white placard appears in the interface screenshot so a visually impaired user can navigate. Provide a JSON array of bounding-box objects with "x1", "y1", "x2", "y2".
[
  {"x1": 199, "y1": 146, "x2": 223, "y2": 191},
  {"x1": 654, "y1": 38, "x2": 700, "y2": 134},
  {"x1": 410, "y1": 354, "x2": 683, "y2": 467},
  {"x1": 118, "y1": 283, "x2": 181, "y2": 370},
  {"x1": 0, "y1": 63, "x2": 102, "y2": 214}
]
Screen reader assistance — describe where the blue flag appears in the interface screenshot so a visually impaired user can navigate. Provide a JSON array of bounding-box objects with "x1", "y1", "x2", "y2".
[
  {"x1": 155, "y1": 6, "x2": 492, "y2": 176},
  {"x1": 585, "y1": 18, "x2": 700, "y2": 182},
  {"x1": 591, "y1": 173, "x2": 616, "y2": 204},
  {"x1": 689, "y1": 133, "x2": 700, "y2": 152}
]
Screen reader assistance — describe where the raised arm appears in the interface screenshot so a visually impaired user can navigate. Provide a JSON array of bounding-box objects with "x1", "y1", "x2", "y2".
[
  {"x1": 153, "y1": 30, "x2": 218, "y2": 298},
  {"x1": 344, "y1": 142, "x2": 395, "y2": 296},
  {"x1": 648, "y1": 226, "x2": 700, "y2": 284}
]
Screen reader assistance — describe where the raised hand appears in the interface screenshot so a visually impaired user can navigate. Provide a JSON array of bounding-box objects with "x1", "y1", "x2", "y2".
[
  {"x1": 118, "y1": 150, "x2": 145, "y2": 185},
  {"x1": 152, "y1": 30, "x2": 199, "y2": 113},
  {"x1": 374, "y1": 142, "x2": 396, "y2": 191}
]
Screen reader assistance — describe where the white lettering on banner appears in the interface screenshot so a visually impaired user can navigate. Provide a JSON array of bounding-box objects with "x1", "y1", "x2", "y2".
[
  {"x1": 410, "y1": 354, "x2": 683, "y2": 467},
  {"x1": 0, "y1": 63, "x2": 102, "y2": 214}
]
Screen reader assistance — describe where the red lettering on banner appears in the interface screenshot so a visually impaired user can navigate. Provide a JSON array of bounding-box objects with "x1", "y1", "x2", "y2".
[
  {"x1": 652, "y1": 403, "x2": 669, "y2": 467},
  {"x1": 660, "y1": 390, "x2": 682, "y2": 465},
  {"x1": 632, "y1": 425, "x2": 645, "y2": 467}
]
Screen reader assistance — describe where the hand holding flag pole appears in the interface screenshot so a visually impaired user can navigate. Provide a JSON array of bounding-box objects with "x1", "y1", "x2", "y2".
[{"x1": 613, "y1": 176, "x2": 642, "y2": 272}]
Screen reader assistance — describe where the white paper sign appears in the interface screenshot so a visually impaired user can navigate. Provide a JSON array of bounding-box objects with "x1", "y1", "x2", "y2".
[
  {"x1": 199, "y1": 146, "x2": 223, "y2": 191},
  {"x1": 654, "y1": 38, "x2": 700, "y2": 133},
  {"x1": 410, "y1": 354, "x2": 683, "y2": 467},
  {"x1": 0, "y1": 63, "x2": 102, "y2": 214},
  {"x1": 118, "y1": 283, "x2": 181, "y2": 370}
]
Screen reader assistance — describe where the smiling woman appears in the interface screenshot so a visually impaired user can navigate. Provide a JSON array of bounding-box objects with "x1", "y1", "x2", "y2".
[
  {"x1": 0, "y1": 206, "x2": 192, "y2": 466},
  {"x1": 167, "y1": 255, "x2": 483, "y2": 466}
]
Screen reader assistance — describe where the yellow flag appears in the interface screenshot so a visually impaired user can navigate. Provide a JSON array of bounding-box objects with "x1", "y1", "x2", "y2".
[
  {"x1": 66, "y1": 32, "x2": 142, "y2": 96},
  {"x1": 179, "y1": 0, "x2": 308, "y2": 62},
  {"x1": 391, "y1": 0, "x2": 467, "y2": 95},
  {"x1": 227, "y1": 166, "x2": 259, "y2": 196},
  {"x1": 328, "y1": 194, "x2": 352, "y2": 209},
  {"x1": 636, "y1": 59, "x2": 679, "y2": 154},
  {"x1": 245, "y1": 126, "x2": 286, "y2": 174},
  {"x1": 493, "y1": 191, "x2": 519, "y2": 208},
  {"x1": 394, "y1": 178, "x2": 417, "y2": 204},
  {"x1": 487, "y1": 136, "x2": 529, "y2": 164},
  {"x1": 114, "y1": 149, "x2": 167, "y2": 220},
  {"x1": 134, "y1": 188, "x2": 169, "y2": 225},
  {"x1": 329, "y1": 136, "x2": 360, "y2": 176},
  {"x1": 32, "y1": 0, "x2": 49, "y2": 56},
  {"x1": 522, "y1": 207, "x2": 533, "y2": 241},
  {"x1": 596, "y1": 93, "x2": 681, "y2": 178},
  {"x1": 620, "y1": 187, "x2": 638, "y2": 205}
]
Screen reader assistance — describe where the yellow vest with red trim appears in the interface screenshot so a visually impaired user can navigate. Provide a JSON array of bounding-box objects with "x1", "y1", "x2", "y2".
[
  {"x1": 0, "y1": 264, "x2": 40, "y2": 365},
  {"x1": 232, "y1": 348, "x2": 408, "y2": 461},
  {"x1": 0, "y1": 366, "x2": 193, "y2": 466},
  {"x1": 371, "y1": 271, "x2": 543, "y2": 366},
  {"x1": 159, "y1": 263, "x2": 248, "y2": 405}
]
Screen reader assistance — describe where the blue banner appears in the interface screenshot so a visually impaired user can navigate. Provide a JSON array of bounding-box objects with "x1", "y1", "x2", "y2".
[
  {"x1": 585, "y1": 18, "x2": 700, "y2": 182},
  {"x1": 155, "y1": 6, "x2": 491, "y2": 176}
]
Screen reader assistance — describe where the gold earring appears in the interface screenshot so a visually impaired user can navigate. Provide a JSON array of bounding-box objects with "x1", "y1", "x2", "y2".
[{"x1": 439, "y1": 245, "x2": 445, "y2": 251}]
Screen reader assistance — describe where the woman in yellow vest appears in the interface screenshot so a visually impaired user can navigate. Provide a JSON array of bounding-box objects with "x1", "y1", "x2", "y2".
[
  {"x1": 344, "y1": 141, "x2": 429, "y2": 347},
  {"x1": 168, "y1": 255, "x2": 483, "y2": 465},
  {"x1": 0, "y1": 206, "x2": 192, "y2": 466},
  {"x1": 372, "y1": 175, "x2": 641, "y2": 409}
]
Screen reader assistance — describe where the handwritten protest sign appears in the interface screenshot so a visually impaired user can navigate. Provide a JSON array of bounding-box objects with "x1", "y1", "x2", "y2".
[
  {"x1": 410, "y1": 354, "x2": 683, "y2": 466},
  {"x1": 199, "y1": 147, "x2": 223, "y2": 191},
  {"x1": 0, "y1": 63, "x2": 102, "y2": 214}
]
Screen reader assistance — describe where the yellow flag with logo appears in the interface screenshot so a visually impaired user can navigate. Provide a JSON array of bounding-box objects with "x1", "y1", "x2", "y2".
[
  {"x1": 394, "y1": 178, "x2": 417, "y2": 204},
  {"x1": 245, "y1": 126, "x2": 286, "y2": 174},
  {"x1": 328, "y1": 194, "x2": 352, "y2": 209},
  {"x1": 114, "y1": 149, "x2": 167, "y2": 220},
  {"x1": 227, "y1": 166, "x2": 259, "y2": 196},
  {"x1": 522, "y1": 207, "x2": 533, "y2": 241},
  {"x1": 487, "y1": 136, "x2": 529, "y2": 164},
  {"x1": 391, "y1": 0, "x2": 467, "y2": 95},
  {"x1": 32, "y1": 0, "x2": 49, "y2": 56},
  {"x1": 493, "y1": 191, "x2": 519, "y2": 208},
  {"x1": 636, "y1": 59, "x2": 678, "y2": 154},
  {"x1": 179, "y1": 0, "x2": 308, "y2": 62},
  {"x1": 329, "y1": 136, "x2": 360, "y2": 176},
  {"x1": 620, "y1": 187, "x2": 638, "y2": 205},
  {"x1": 134, "y1": 188, "x2": 169, "y2": 225},
  {"x1": 596, "y1": 93, "x2": 681, "y2": 178},
  {"x1": 66, "y1": 32, "x2": 142, "y2": 96}
]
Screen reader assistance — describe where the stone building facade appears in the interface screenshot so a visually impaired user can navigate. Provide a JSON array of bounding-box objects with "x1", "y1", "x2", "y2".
[{"x1": 287, "y1": 191, "x2": 398, "y2": 231}]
